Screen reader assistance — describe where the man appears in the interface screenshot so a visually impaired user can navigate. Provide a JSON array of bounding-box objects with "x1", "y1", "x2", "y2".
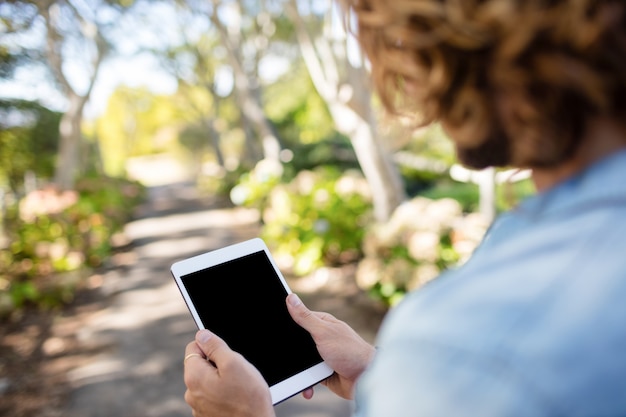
[{"x1": 183, "y1": 0, "x2": 626, "y2": 415}]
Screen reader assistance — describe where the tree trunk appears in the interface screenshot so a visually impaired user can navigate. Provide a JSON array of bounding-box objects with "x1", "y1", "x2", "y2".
[
  {"x1": 328, "y1": 102, "x2": 406, "y2": 221},
  {"x1": 209, "y1": 0, "x2": 282, "y2": 163},
  {"x1": 239, "y1": 112, "x2": 264, "y2": 167},
  {"x1": 40, "y1": 0, "x2": 108, "y2": 190},
  {"x1": 204, "y1": 118, "x2": 225, "y2": 168},
  {"x1": 54, "y1": 94, "x2": 84, "y2": 189},
  {"x1": 287, "y1": 0, "x2": 406, "y2": 221}
]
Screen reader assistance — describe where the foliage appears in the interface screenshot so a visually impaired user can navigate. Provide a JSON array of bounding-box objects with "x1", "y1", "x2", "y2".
[
  {"x1": 0, "y1": 44, "x2": 20, "y2": 79},
  {"x1": 96, "y1": 87, "x2": 187, "y2": 176},
  {"x1": 264, "y1": 66, "x2": 336, "y2": 146},
  {"x1": 358, "y1": 169, "x2": 534, "y2": 306},
  {"x1": 405, "y1": 124, "x2": 457, "y2": 165},
  {"x1": 281, "y1": 135, "x2": 359, "y2": 179},
  {"x1": 388, "y1": 124, "x2": 449, "y2": 192},
  {"x1": 257, "y1": 167, "x2": 373, "y2": 277},
  {"x1": 178, "y1": 123, "x2": 213, "y2": 156},
  {"x1": 196, "y1": 164, "x2": 244, "y2": 199},
  {"x1": 356, "y1": 196, "x2": 489, "y2": 307},
  {"x1": 0, "y1": 176, "x2": 146, "y2": 318},
  {"x1": 421, "y1": 175, "x2": 536, "y2": 214},
  {"x1": 229, "y1": 159, "x2": 284, "y2": 209},
  {"x1": 263, "y1": 66, "x2": 361, "y2": 179},
  {"x1": 0, "y1": 99, "x2": 60, "y2": 192},
  {"x1": 421, "y1": 180, "x2": 480, "y2": 213},
  {"x1": 497, "y1": 178, "x2": 536, "y2": 211}
]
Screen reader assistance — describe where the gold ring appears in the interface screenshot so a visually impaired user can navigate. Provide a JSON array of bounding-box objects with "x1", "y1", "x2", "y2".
[{"x1": 184, "y1": 353, "x2": 204, "y2": 364}]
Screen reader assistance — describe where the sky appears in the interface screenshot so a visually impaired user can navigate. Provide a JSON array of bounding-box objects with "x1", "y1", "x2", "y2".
[
  {"x1": 0, "y1": 0, "x2": 300, "y2": 121},
  {"x1": 86, "y1": 54, "x2": 178, "y2": 119},
  {"x1": 0, "y1": 1, "x2": 182, "y2": 119},
  {"x1": 0, "y1": 0, "x2": 346, "y2": 120},
  {"x1": 0, "y1": 2, "x2": 188, "y2": 119}
]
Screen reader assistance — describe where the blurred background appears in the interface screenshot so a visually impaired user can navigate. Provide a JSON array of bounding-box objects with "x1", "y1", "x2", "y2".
[{"x1": 0, "y1": 1, "x2": 535, "y2": 416}]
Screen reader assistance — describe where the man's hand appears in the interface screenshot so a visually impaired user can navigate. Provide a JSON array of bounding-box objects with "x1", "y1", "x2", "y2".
[
  {"x1": 183, "y1": 330, "x2": 275, "y2": 417},
  {"x1": 286, "y1": 293, "x2": 376, "y2": 400}
]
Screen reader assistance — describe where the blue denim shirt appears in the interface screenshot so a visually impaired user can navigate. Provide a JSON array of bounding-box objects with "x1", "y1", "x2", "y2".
[{"x1": 354, "y1": 150, "x2": 626, "y2": 417}]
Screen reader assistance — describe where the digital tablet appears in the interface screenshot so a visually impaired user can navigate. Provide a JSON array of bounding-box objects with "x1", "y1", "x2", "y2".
[{"x1": 170, "y1": 237, "x2": 333, "y2": 405}]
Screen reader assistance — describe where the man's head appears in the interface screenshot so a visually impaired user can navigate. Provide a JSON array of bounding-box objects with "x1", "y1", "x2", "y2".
[{"x1": 341, "y1": 0, "x2": 626, "y2": 169}]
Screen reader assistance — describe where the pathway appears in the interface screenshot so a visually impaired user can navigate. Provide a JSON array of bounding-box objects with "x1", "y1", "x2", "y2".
[{"x1": 62, "y1": 181, "x2": 385, "y2": 417}]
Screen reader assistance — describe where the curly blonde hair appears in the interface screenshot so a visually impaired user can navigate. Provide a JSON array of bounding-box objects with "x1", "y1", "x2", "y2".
[{"x1": 341, "y1": 0, "x2": 626, "y2": 169}]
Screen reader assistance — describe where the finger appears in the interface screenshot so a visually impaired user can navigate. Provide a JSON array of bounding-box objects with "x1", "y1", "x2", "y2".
[
  {"x1": 286, "y1": 293, "x2": 324, "y2": 331},
  {"x1": 183, "y1": 340, "x2": 214, "y2": 391},
  {"x1": 194, "y1": 329, "x2": 235, "y2": 368},
  {"x1": 301, "y1": 387, "x2": 314, "y2": 400},
  {"x1": 184, "y1": 340, "x2": 205, "y2": 357},
  {"x1": 184, "y1": 340, "x2": 212, "y2": 369}
]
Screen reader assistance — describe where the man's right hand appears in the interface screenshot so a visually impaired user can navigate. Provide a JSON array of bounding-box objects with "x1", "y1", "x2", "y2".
[{"x1": 286, "y1": 293, "x2": 376, "y2": 400}]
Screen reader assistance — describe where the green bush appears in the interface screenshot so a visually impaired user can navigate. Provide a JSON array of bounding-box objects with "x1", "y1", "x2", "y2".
[
  {"x1": 229, "y1": 159, "x2": 283, "y2": 209},
  {"x1": 420, "y1": 179, "x2": 480, "y2": 212},
  {"x1": 0, "y1": 99, "x2": 60, "y2": 193},
  {"x1": 0, "y1": 176, "x2": 145, "y2": 317},
  {"x1": 233, "y1": 164, "x2": 373, "y2": 277}
]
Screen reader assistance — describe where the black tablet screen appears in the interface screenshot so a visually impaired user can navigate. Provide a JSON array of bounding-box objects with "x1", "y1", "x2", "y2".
[{"x1": 180, "y1": 250, "x2": 323, "y2": 386}]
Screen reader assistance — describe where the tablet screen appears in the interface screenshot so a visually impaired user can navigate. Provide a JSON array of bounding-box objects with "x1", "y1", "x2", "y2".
[{"x1": 180, "y1": 250, "x2": 323, "y2": 386}]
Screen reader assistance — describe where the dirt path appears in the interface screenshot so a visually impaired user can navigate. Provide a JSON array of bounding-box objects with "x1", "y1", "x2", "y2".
[{"x1": 53, "y1": 181, "x2": 386, "y2": 417}]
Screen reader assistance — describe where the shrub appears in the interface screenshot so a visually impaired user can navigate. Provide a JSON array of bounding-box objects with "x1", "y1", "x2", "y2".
[
  {"x1": 0, "y1": 176, "x2": 145, "y2": 317},
  {"x1": 356, "y1": 196, "x2": 489, "y2": 306},
  {"x1": 229, "y1": 159, "x2": 283, "y2": 209},
  {"x1": 251, "y1": 166, "x2": 373, "y2": 276}
]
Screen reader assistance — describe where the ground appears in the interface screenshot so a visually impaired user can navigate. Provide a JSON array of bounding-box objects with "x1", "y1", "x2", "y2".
[
  {"x1": 0, "y1": 287, "x2": 108, "y2": 417},
  {"x1": 1, "y1": 264, "x2": 387, "y2": 417},
  {"x1": 0, "y1": 185, "x2": 385, "y2": 417}
]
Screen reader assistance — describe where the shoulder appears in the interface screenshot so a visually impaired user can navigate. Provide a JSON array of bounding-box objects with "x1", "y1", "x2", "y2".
[
  {"x1": 355, "y1": 152, "x2": 626, "y2": 417},
  {"x1": 355, "y1": 194, "x2": 626, "y2": 417}
]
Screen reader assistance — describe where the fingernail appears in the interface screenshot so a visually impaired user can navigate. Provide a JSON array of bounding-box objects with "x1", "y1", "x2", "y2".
[
  {"x1": 197, "y1": 329, "x2": 212, "y2": 343},
  {"x1": 288, "y1": 293, "x2": 302, "y2": 307}
]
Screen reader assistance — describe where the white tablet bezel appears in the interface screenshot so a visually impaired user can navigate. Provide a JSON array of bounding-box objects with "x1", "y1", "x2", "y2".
[{"x1": 170, "y1": 237, "x2": 333, "y2": 405}]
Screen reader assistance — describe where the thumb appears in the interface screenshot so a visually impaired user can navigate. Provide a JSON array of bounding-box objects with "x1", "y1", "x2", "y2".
[
  {"x1": 286, "y1": 293, "x2": 323, "y2": 333},
  {"x1": 195, "y1": 329, "x2": 234, "y2": 367}
]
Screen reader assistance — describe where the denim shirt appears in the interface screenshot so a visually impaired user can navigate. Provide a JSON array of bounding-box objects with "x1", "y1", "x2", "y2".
[{"x1": 354, "y1": 150, "x2": 626, "y2": 417}]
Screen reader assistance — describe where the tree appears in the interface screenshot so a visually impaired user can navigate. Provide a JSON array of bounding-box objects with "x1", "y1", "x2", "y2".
[
  {"x1": 1, "y1": 0, "x2": 136, "y2": 190},
  {"x1": 0, "y1": 45, "x2": 23, "y2": 79},
  {"x1": 152, "y1": 6, "x2": 230, "y2": 171},
  {"x1": 207, "y1": 0, "x2": 283, "y2": 163},
  {"x1": 96, "y1": 86, "x2": 186, "y2": 176},
  {"x1": 0, "y1": 2, "x2": 39, "y2": 79},
  {"x1": 0, "y1": 99, "x2": 61, "y2": 193},
  {"x1": 285, "y1": 0, "x2": 406, "y2": 221},
  {"x1": 162, "y1": 0, "x2": 284, "y2": 167},
  {"x1": 164, "y1": 0, "x2": 406, "y2": 220},
  {"x1": 38, "y1": 0, "x2": 110, "y2": 189}
]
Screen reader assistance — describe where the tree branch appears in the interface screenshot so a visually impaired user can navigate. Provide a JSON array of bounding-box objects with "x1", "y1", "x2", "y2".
[
  {"x1": 286, "y1": 0, "x2": 336, "y2": 101},
  {"x1": 64, "y1": 0, "x2": 109, "y2": 104},
  {"x1": 40, "y1": 2, "x2": 74, "y2": 96}
]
